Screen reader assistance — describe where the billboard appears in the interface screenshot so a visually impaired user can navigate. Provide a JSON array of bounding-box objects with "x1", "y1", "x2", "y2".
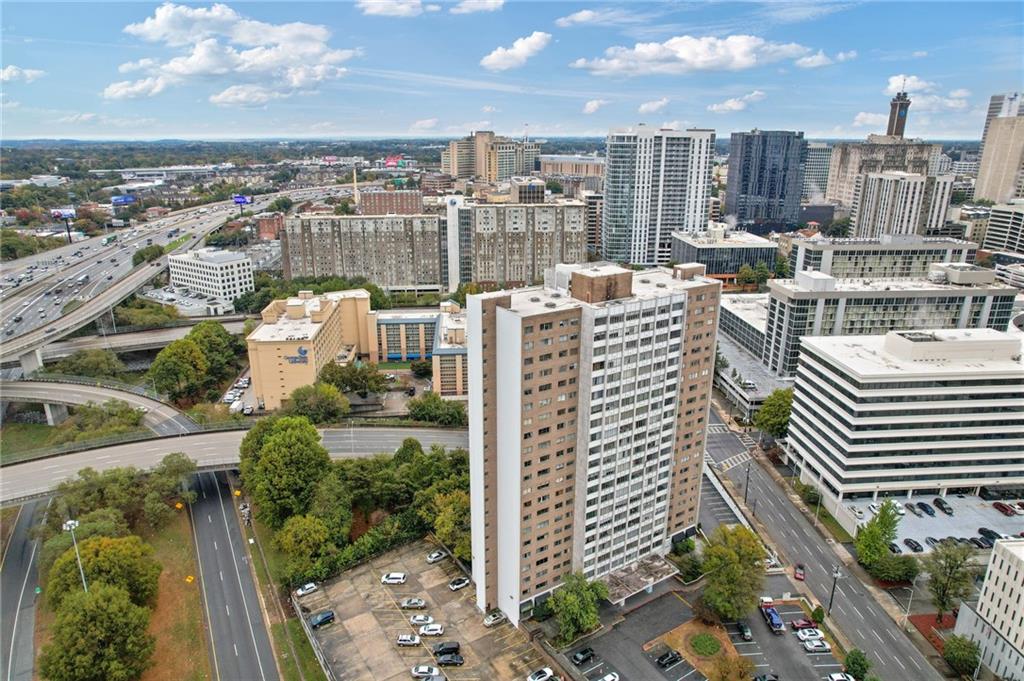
[
  {"x1": 233, "y1": 195, "x2": 253, "y2": 205},
  {"x1": 111, "y1": 195, "x2": 136, "y2": 206},
  {"x1": 50, "y1": 208, "x2": 76, "y2": 220}
]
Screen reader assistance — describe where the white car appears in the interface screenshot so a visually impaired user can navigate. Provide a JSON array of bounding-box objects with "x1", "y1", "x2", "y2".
[
  {"x1": 426, "y1": 550, "x2": 447, "y2": 564},
  {"x1": 828, "y1": 674, "x2": 856, "y2": 681},
  {"x1": 295, "y1": 583, "x2": 318, "y2": 597},
  {"x1": 868, "y1": 502, "x2": 881, "y2": 515},
  {"x1": 448, "y1": 577, "x2": 470, "y2": 591},
  {"x1": 396, "y1": 634, "x2": 420, "y2": 647},
  {"x1": 848, "y1": 506, "x2": 865, "y2": 520},
  {"x1": 893, "y1": 503, "x2": 906, "y2": 516},
  {"x1": 526, "y1": 669, "x2": 554, "y2": 681},
  {"x1": 796, "y1": 628, "x2": 824, "y2": 642},
  {"x1": 483, "y1": 610, "x2": 507, "y2": 627},
  {"x1": 381, "y1": 572, "x2": 407, "y2": 585},
  {"x1": 410, "y1": 615, "x2": 433, "y2": 626},
  {"x1": 410, "y1": 665, "x2": 440, "y2": 679},
  {"x1": 804, "y1": 639, "x2": 832, "y2": 653},
  {"x1": 419, "y1": 624, "x2": 444, "y2": 636},
  {"x1": 596, "y1": 675, "x2": 619, "y2": 681}
]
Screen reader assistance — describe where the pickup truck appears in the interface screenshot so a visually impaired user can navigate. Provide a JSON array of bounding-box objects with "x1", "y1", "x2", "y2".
[{"x1": 759, "y1": 597, "x2": 785, "y2": 635}]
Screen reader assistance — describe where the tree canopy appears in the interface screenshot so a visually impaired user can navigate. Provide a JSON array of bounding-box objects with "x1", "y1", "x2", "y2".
[
  {"x1": 854, "y1": 500, "x2": 902, "y2": 570},
  {"x1": 407, "y1": 391, "x2": 467, "y2": 426},
  {"x1": 547, "y1": 572, "x2": 609, "y2": 644},
  {"x1": 53, "y1": 349, "x2": 126, "y2": 380},
  {"x1": 922, "y1": 542, "x2": 977, "y2": 622},
  {"x1": 245, "y1": 416, "x2": 331, "y2": 527},
  {"x1": 285, "y1": 383, "x2": 350, "y2": 424},
  {"x1": 701, "y1": 525, "x2": 765, "y2": 621},
  {"x1": 843, "y1": 649, "x2": 872, "y2": 680},
  {"x1": 149, "y1": 338, "x2": 208, "y2": 400},
  {"x1": 753, "y1": 388, "x2": 793, "y2": 438},
  {"x1": 318, "y1": 361, "x2": 389, "y2": 396},
  {"x1": 943, "y1": 635, "x2": 980, "y2": 676},
  {"x1": 47, "y1": 535, "x2": 161, "y2": 611}
]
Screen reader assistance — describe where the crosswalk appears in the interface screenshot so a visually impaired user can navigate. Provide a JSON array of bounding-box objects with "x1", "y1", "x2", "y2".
[
  {"x1": 707, "y1": 423, "x2": 731, "y2": 434},
  {"x1": 718, "y1": 451, "x2": 752, "y2": 473},
  {"x1": 739, "y1": 432, "x2": 757, "y2": 448}
]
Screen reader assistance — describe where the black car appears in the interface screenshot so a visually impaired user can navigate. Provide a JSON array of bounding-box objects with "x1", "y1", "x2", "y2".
[
  {"x1": 571, "y1": 648, "x2": 594, "y2": 666},
  {"x1": 925, "y1": 537, "x2": 941, "y2": 548},
  {"x1": 904, "y1": 538, "x2": 924, "y2": 553},
  {"x1": 969, "y1": 537, "x2": 987, "y2": 549},
  {"x1": 975, "y1": 536, "x2": 995, "y2": 549},
  {"x1": 656, "y1": 650, "x2": 682, "y2": 668},
  {"x1": 308, "y1": 610, "x2": 335, "y2": 629},
  {"x1": 916, "y1": 502, "x2": 936, "y2": 517},
  {"x1": 978, "y1": 527, "x2": 1003, "y2": 542},
  {"x1": 737, "y1": 621, "x2": 753, "y2": 641},
  {"x1": 888, "y1": 542, "x2": 903, "y2": 554},
  {"x1": 432, "y1": 642, "x2": 460, "y2": 656},
  {"x1": 933, "y1": 498, "x2": 954, "y2": 515},
  {"x1": 437, "y1": 654, "x2": 464, "y2": 667}
]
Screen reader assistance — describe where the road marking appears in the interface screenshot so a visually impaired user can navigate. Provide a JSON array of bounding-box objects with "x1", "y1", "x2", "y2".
[
  {"x1": 186, "y1": 488, "x2": 220, "y2": 681},
  {"x1": 208, "y1": 514, "x2": 212, "y2": 523},
  {"x1": 213, "y1": 541, "x2": 217, "y2": 550},
  {"x1": 234, "y1": 644, "x2": 238, "y2": 657},
  {"x1": 220, "y1": 571, "x2": 223, "y2": 581},
  {"x1": 888, "y1": 630, "x2": 898, "y2": 641},
  {"x1": 0, "y1": 504, "x2": 24, "y2": 570},
  {"x1": 226, "y1": 604, "x2": 230, "y2": 616},
  {"x1": 892, "y1": 655, "x2": 907, "y2": 670},
  {"x1": 909, "y1": 655, "x2": 922, "y2": 669},
  {"x1": 873, "y1": 631, "x2": 884, "y2": 644},
  {"x1": 677, "y1": 670, "x2": 697, "y2": 680}
]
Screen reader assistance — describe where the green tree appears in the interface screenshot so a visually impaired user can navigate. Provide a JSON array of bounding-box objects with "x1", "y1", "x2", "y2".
[
  {"x1": 39, "y1": 583, "x2": 155, "y2": 681},
  {"x1": 148, "y1": 338, "x2": 208, "y2": 399},
  {"x1": 545, "y1": 179, "x2": 563, "y2": 194},
  {"x1": 407, "y1": 391, "x2": 467, "y2": 426},
  {"x1": 393, "y1": 437, "x2": 424, "y2": 465},
  {"x1": 753, "y1": 388, "x2": 793, "y2": 438},
  {"x1": 736, "y1": 264, "x2": 757, "y2": 286},
  {"x1": 275, "y1": 514, "x2": 334, "y2": 583},
  {"x1": 866, "y1": 554, "x2": 919, "y2": 582},
  {"x1": 753, "y1": 260, "x2": 772, "y2": 286},
  {"x1": 308, "y1": 469, "x2": 354, "y2": 547},
  {"x1": 823, "y1": 216, "x2": 852, "y2": 238},
  {"x1": 410, "y1": 359, "x2": 432, "y2": 379},
  {"x1": 285, "y1": 383, "x2": 350, "y2": 424},
  {"x1": 48, "y1": 535, "x2": 162, "y2": 611},
  {"x1": 943, "y1": 634, "x2": 980, "y2": 677},
  {"x1": 239, "y1": 415, "x2": 281, "y2": 483},
  {"x1": 187, "y1": 320, "x2": 242, "y2": 385},
  {"x1": 922, "y1": 541, "x2": 977, "y2": 622},
  {"x1": 318, "y1": 361, "x2": 388, "y2": 396},
  {"x1": 775, "y1": 256, "x2": 790, "y2": 278},
  {"x1": 547, "y1": 572, "x2": 609, "y2": 643},
  {"x1": 701, "y1": 525, "x2": 765, "y2": 621},
  {"x1": 268, "y1": 196, "x2": 294, "y2": 213},
  {"x1": 449, "y1": 282, "x2": 482, "y2": 307},
  {"x1": 843, "y1": 648, "x2": 872, "y2": 680},
  {"x1": 433, "y1": 490, "x2": 471, "y2": 562},
  {"x1": 53, "y1": 349, "x2": 126, "y2": 379},
  {"x1": 714, "y1": 348, "x2": 729, "y2": 372},
  {"x1": 131, "y1": 244, "x2": 163, "y2": 265},
  {"x1": 811, "y1": 605, "x2": 825, "y2": 623},
  {"x1": 709, "y1": 654, "x2": 755, "y2": 681},
  {"x1": 854, "y1": 501, "x2": 902, "y2": 569},
  {"x1": 39, "y1": 508, "x2": 129, "y2": 578},
  {"x1": 248, "y1": 416, "x2": 331, "y2": 527}
]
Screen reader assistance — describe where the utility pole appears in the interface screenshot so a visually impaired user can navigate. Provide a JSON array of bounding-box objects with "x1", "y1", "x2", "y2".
[
  {"x1": 827, "y1": 565, "x2": 841, "y2": 615},
  {"x1": 743, "y1": 459, "x2": 752, "y2": 505},
  {"x1": 63, "y1": 520, "x2": 88, "y2": 593}
]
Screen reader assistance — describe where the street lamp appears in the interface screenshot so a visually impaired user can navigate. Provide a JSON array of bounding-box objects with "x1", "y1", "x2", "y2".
[
  {"x1": 902, "y1": 572, "x2": 922, "y2": 628},
  {"x1": 743, "y1": 459, "x2": 752, "y2": 505},
  {"x1": 63, "y1": 519, "x2": 88, "y2": 593},
  {"x1": 827, "y1": 565, "x2": 841, "y2": 615}
]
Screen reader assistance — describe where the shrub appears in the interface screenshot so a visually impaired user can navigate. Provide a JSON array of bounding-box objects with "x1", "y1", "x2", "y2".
[{"x1": 690, "y1": 633, "x2": 721, "y2": 656}]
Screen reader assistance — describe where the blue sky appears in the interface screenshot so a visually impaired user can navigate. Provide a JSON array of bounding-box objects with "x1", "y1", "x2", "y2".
[{"x1": 2, "y1": 1, "x2": 1021, "y2": 140}]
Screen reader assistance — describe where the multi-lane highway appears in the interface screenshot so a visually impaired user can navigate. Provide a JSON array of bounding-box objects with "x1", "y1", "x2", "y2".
[{"x1": 0, "y1": 500, "x2": 44, "y2": 681}]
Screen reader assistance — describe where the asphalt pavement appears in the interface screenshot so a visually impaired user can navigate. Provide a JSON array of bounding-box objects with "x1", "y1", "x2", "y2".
[
  {"x1": 704, "y1": 411, "x2": 944, "y2": 681},
  {"x1": 0, "y1": 499, "x2": 44, "y2": 681},
  {"x1": 189, "y1": 471, "x2": 278, "y2": 681}
]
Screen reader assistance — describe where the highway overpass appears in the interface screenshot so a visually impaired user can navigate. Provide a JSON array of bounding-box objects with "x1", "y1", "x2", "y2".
[{"x1": 0, "y1": 426, "x2": 469, "y2": 506}]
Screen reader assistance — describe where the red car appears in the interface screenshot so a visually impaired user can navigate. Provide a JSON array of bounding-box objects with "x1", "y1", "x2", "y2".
[
  {"x1": 791, "y1": 618, "x2": 817, "y2": 630},
  {"x1": 794, "y1": 564, "x2": 806, "y2": 581},
  {"x1": 993, "y1": 502, "x2": 1017, "y2": 517}
]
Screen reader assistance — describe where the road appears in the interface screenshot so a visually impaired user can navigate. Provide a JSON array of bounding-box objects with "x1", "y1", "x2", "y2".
[
  {"x1": 189, "y1": 471, "x2": 278, "y2": 681},
  {"x1": 704, "y1": 411, "x2": 944, "y2": 681},
  {"x1": 0, "y1": 499, "x2": 43, "y2": 681},
  {"x1": 0, "y1": 380, "x2": 194, "y2": 435},
  {"x1": 0, "y1": 427, "x2": 470, "y2": 505}
]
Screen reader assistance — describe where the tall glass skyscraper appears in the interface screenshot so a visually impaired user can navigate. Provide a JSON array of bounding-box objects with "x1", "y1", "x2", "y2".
[{"x1": 726, "y1": 129, "x2": 806, "y2": 228}]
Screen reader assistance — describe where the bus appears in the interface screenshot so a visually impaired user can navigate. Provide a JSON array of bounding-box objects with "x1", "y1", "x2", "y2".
[
  {"x1": 102, "y1": 235, "x2": 117, "y2": 246},
  {"x1": 76, "y1": 274, "x2": 90, "y2": 286}
]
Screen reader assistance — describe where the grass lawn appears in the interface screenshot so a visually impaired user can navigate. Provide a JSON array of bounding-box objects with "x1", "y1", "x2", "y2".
[
  {"x1": 661, "y1": 619, "x2": 742, "y2": 680},
  {"x1": 0, "y1": 423, "x2": 56, "y2": 463},
  {"x1": 163, "y1": 235, "x2": 191, "y2": 253},
  {"x1": 376, "y1": 361, "x2": 412, "y2": 370}
]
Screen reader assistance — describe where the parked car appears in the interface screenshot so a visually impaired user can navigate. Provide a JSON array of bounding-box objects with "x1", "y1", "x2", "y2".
[
  {"x1": 571, "y1": 647, "x2": 595, "y2": 665},
  {"x1": 295, "y1": 582, "x2": 318, "y2": 597},
  {"x1": 419, "y1": 624, "x2": 444, "y2": 636},
  {"x1": 381, "y1": 572, "x2": 407, "y2": 585},
  {"x1": 933, "y1": 498, "x2": 954, "y2": 515},
  {"x1": 308, "y1": 611, "x2": 335, "y2": 629},
  {"x1": 888, "y1": 542, "x2": 903, "y2": 554},
  {"x1": 979, "y1": 527, "x2": 1006, "y2": 541},
  {"x1": 993, "y1": 502, "x2": 1018, "y2": 517},
  {"x1": 973, "y1": 536, "x2": 994, "y2": 549},
  {"x1": 656, "y1": 650, "x2": 682, "y2": 668},
  {"x1": 526, "y1": 668, "x2": 555, "y2": 681},
  {"x1": 410, "y1": 615, "x2": 434, "y2": 626},
  {"x1": 737, "y1": 621, "x2": 753, "y2": 641},
  {"x1": 925, "y1": 537, "x2": 941, "y2": 549},
  {"x1": 904, "y1": 538, "x2": 924, "y2": 553},
  {"x1": 410, "y1": 666, "x2": 440, "y2": 679},
  {"x1": 957, "y1": 538, "x2": 973, "y2": 546},
  {"x1": 794, "y1": 564, "x2": 806, "y2": 581},
  {"x1": 796, "y1": 628, "x2": 824, "y2": 642},
  {"x1": 396, "y1": 634, "x2": 421, "y2": 647},
  {"x1": 828, "y1": 674, "x2": 856, "y2": 681},
  {"x1": 904, "y1": 502, "x2": 923, "y2": 517},
  {"x1": 595, "y1": 674, "x2": 619, "y2": 681},
  {"x1": 868, "y1": 502, "x2": 881, "y2": 515},
  {"x1": 426, "y1": 550, "x2": 447, "y2": 564},
  {"x1": 484, "y1": 610, "x2": 507, "y2": 627},
  {"x1": 401, "y1": 597, "x2": 426, "y2": 609},
  {"x1": 849, "y1": 506, "x2": 865, "y2": 520},
  {"x1": 790, "y1": 618, "x2": 817, "y2": 630},
  {"x1": 449, "y1": 576, "x2": 470, "y2": 591},
  {"x1": 437, "y1": 654, "x2": 464, "y2": 667},
  {"x1": 804, "y1": 640, "x2": 832, "y2": 653},
  {"x1": 432, "y1": 642, "x2": 460, "y2": 656},
  {"x1": 916, "y1": 501, "x2": 936, "y2": 517}
]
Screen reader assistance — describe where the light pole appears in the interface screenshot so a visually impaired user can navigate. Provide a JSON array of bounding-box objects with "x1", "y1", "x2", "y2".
[
  {"x1": 743, "y1": 459, "x2": 752, "y2": 505},
  {"x1": 63, "y1": 519, "x2": 88, "y2": 593},
  {"x1": 827, "y1": 565, "x2": 841, "y2": 615},
  {"x1": 902, "y1": 573, "x2": 921, "y2": 627}
]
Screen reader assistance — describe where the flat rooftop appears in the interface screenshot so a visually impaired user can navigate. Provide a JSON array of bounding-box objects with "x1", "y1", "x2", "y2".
[
  {"x1": 792, "y1": 235, "x2": 976, "y2": 249},
  {"x1": 770, "y1": 276, "x2": 1015, "y2": 296},
  {"x1": 673, "y1": 229, "x2": 776, "y2": 247},
  {"x1": 716, "y1": 334, "x2": 790, "y2": 398},
  {"x1": 169, "y1": 247, "x2": 249, "y2": 264},
  {"x1": 801, "y1": 329, "x2": 1024, "y2": 379},
  {"x1": 248, "y1": 289, "x2": 369, "y2": 343},
  {"x1": 720, "y1": 293, "x2": 770, "y2": 331}
]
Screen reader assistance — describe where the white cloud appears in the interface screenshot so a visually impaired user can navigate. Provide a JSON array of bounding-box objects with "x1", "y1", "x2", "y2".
[
  {"x1": 446, "y1": 120, "x2": 491, "y2": 132},
  {"x1": 209, "y1": 85, "x2": 285, "y2": 107},
  {"x1": 638, "y1": 97, "x2": 669, "y2": 114},
  {"x1": 883, "y1": 75, "x2": 967, "y2": 112},
  {"x1": 571, "y1": 34, "x2": 813, "y2": 76},
  {"x1": 480, "y1": 31, "x2": 551, "y2": 71},
  {"x1": 912, "y1": 50, "x2": 928, "y2": 58},
  {"x1": 707, "y1": 90, "x2": 765, "y2": 113},
  {"x1": 582, "y1": 99, "x2": 609, "y2": 114},
  {"x1": 1, "y1": 65, "x2": 46, "y2": 83},
  {"x1": 949, "y1": 88, "x2": 971, "y2": 99},
  {"x1": 661, "y1": 120, "x2": 689, "y2": 130},
  {"x1": 106, "y1": 3, "x2": 357, "y2": 106},
  {"x1": 481, "y1": 105, "x2": 499, "y2": 113},
  {"x1": 853, "y1": 112, "x2": 888, "y2": 127},
  {"x1": 356, "y1": 0, "x2": 433, "y2": 17},
  {"x1": 795, "y1": 50, "x2": 832, "y2": 68},
  {"x1": 886, "y1": 74, "x2": 935, "y2": 94},
  {"x1": 451, "y1": 0, "x2": 503, "y2": 14},
  {"x1": 555, "y1": 8, "x2": 645, "y2": 28},
  {"x1": 409, "y1": 117, "x2": 439, "y2": 131},
  {"x1": 56, "y1": 111, "x2": 157, "y2": 127},
  {"x1": 836, "y1": 50, "x2": 857, "y2": 62}
]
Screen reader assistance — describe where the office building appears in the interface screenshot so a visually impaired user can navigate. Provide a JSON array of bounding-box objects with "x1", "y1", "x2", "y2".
[
  {"x1": 725, "y1": 130, "x2": 806, "y2": 227},
  {"x1": 445, "y1": 200, "x2": 587, "y2": 290},
  {"x1": 421, "y1": 173, "x2": 454, "y2": 193},
  {"x1": 602, "y1": 125, "x2": 715, "y2": 265},
  {"x1": 539, "y1": 155, "x2": 605, "y2": 178},
  {"x1": 931, "y1": 153, "x2": 953, "y2": 175},
  {"x1": 431, "y1": 302, "x2": 469, "y2": 398},
  {"x1": 282, "y1": 214, "x2": 445, "y2": 293},
  {"x1": 167, "y1": 248, "x2": 254, "y2": 302},
  {"x1": 952, "y1": 205, "x2": 992, "y2": 244},
  {"x1": 719, "y1": 293, "x2": 771, "y2": 358},
  {"x1": 762, "y1": 265, "x2": 1017, "y2": 375},
  {"x1": 995, "y1": 263, "x2": 1024, "y2": 290},
  {"x1": 976, "y1": 117, "x2": 1024, "y2": 203},
  {"x1": 468, "y1": 263, "x2": 720, "y2": 624},
  {"x1": 709, "y1": 196, "x2": 722, "y2": 222},
  {"x1": 951, "y1": 160, "x2": 979, "y2": 176},
  {"x1": 984, "y1": 202, "x2": 1024, "y2": 254},
  {"x1": 850, "y1": 172, "x2": 954, "y2": 238},
  {"x1": 981, "y1": 92, "x2": 1023, "y2": 159},
  {"x1": 788, "y1": 234, "x2": 977, "y2": 280},
  {"x1": 359, "y1": 190, "x2": 424, "y2": 215},
  {"x1": 803, "y1": 142, "x2": 832, "y2": 200},
  {"x1": 441, "y1": 131, "x2": 540, "y2": 182},
  {"x1": 826, "y1": 135, "x2": 941, "y2": 207},
  {"x1": 955, "y1": 538, "x2": 1024, "y2": 681},
  {"x1": 670, "y1": 224, "x2": 778, "y2": 282},
  {"x1": 788, "y1": 329, "x2": 1024, "y2": 503},
  {"x1": 581, "y1": 191, "x2": 604, "y2": 254},
  {"x1": 887, "y1": 90, "x2": 911, "y2": 137},
  {"x1": 510, "y1": 177, "x2": 546, "y2": 204}
]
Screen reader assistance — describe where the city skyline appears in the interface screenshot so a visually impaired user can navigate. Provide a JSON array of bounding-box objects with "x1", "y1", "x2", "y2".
[{"x1": 2, "y1": 1, "x2": 1021, "y2": 140}]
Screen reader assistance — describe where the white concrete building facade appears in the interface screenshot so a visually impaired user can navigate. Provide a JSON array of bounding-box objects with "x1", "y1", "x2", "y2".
[{"x1": 167, "y1": 247, "x2": 254, "y2": 301}]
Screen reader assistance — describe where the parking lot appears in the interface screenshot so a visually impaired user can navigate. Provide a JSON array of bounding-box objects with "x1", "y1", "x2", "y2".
[
  {"x1": 300, "y1": 539, "x2": 549, "y2": 681},
  {"x1": 697, "y1": 473, "x2": 745, "y2": 535},
  {"x1": 847, "y1": 494, "x2": 1024, "y2": 554},
  {"x1": 726, "y1": 601, "x2": 845, "y2": 680}
]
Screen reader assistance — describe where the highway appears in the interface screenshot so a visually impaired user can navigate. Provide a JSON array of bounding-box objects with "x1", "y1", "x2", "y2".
[
  {"x1": 0, "y1": 381, "x2": 195, "y2": 435},
  {"x1": 0, "y1": 499, "x2": 44, "y2": 681},
  {"x1": 190, "y1": 471, "x2": 278, "y2": 681},
  {"x1": 0, "y1": 427, "x2": 470, "y2": 506},
  {"x1": 705, "y1": 412, "x2": 943, "y2": 681}
]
